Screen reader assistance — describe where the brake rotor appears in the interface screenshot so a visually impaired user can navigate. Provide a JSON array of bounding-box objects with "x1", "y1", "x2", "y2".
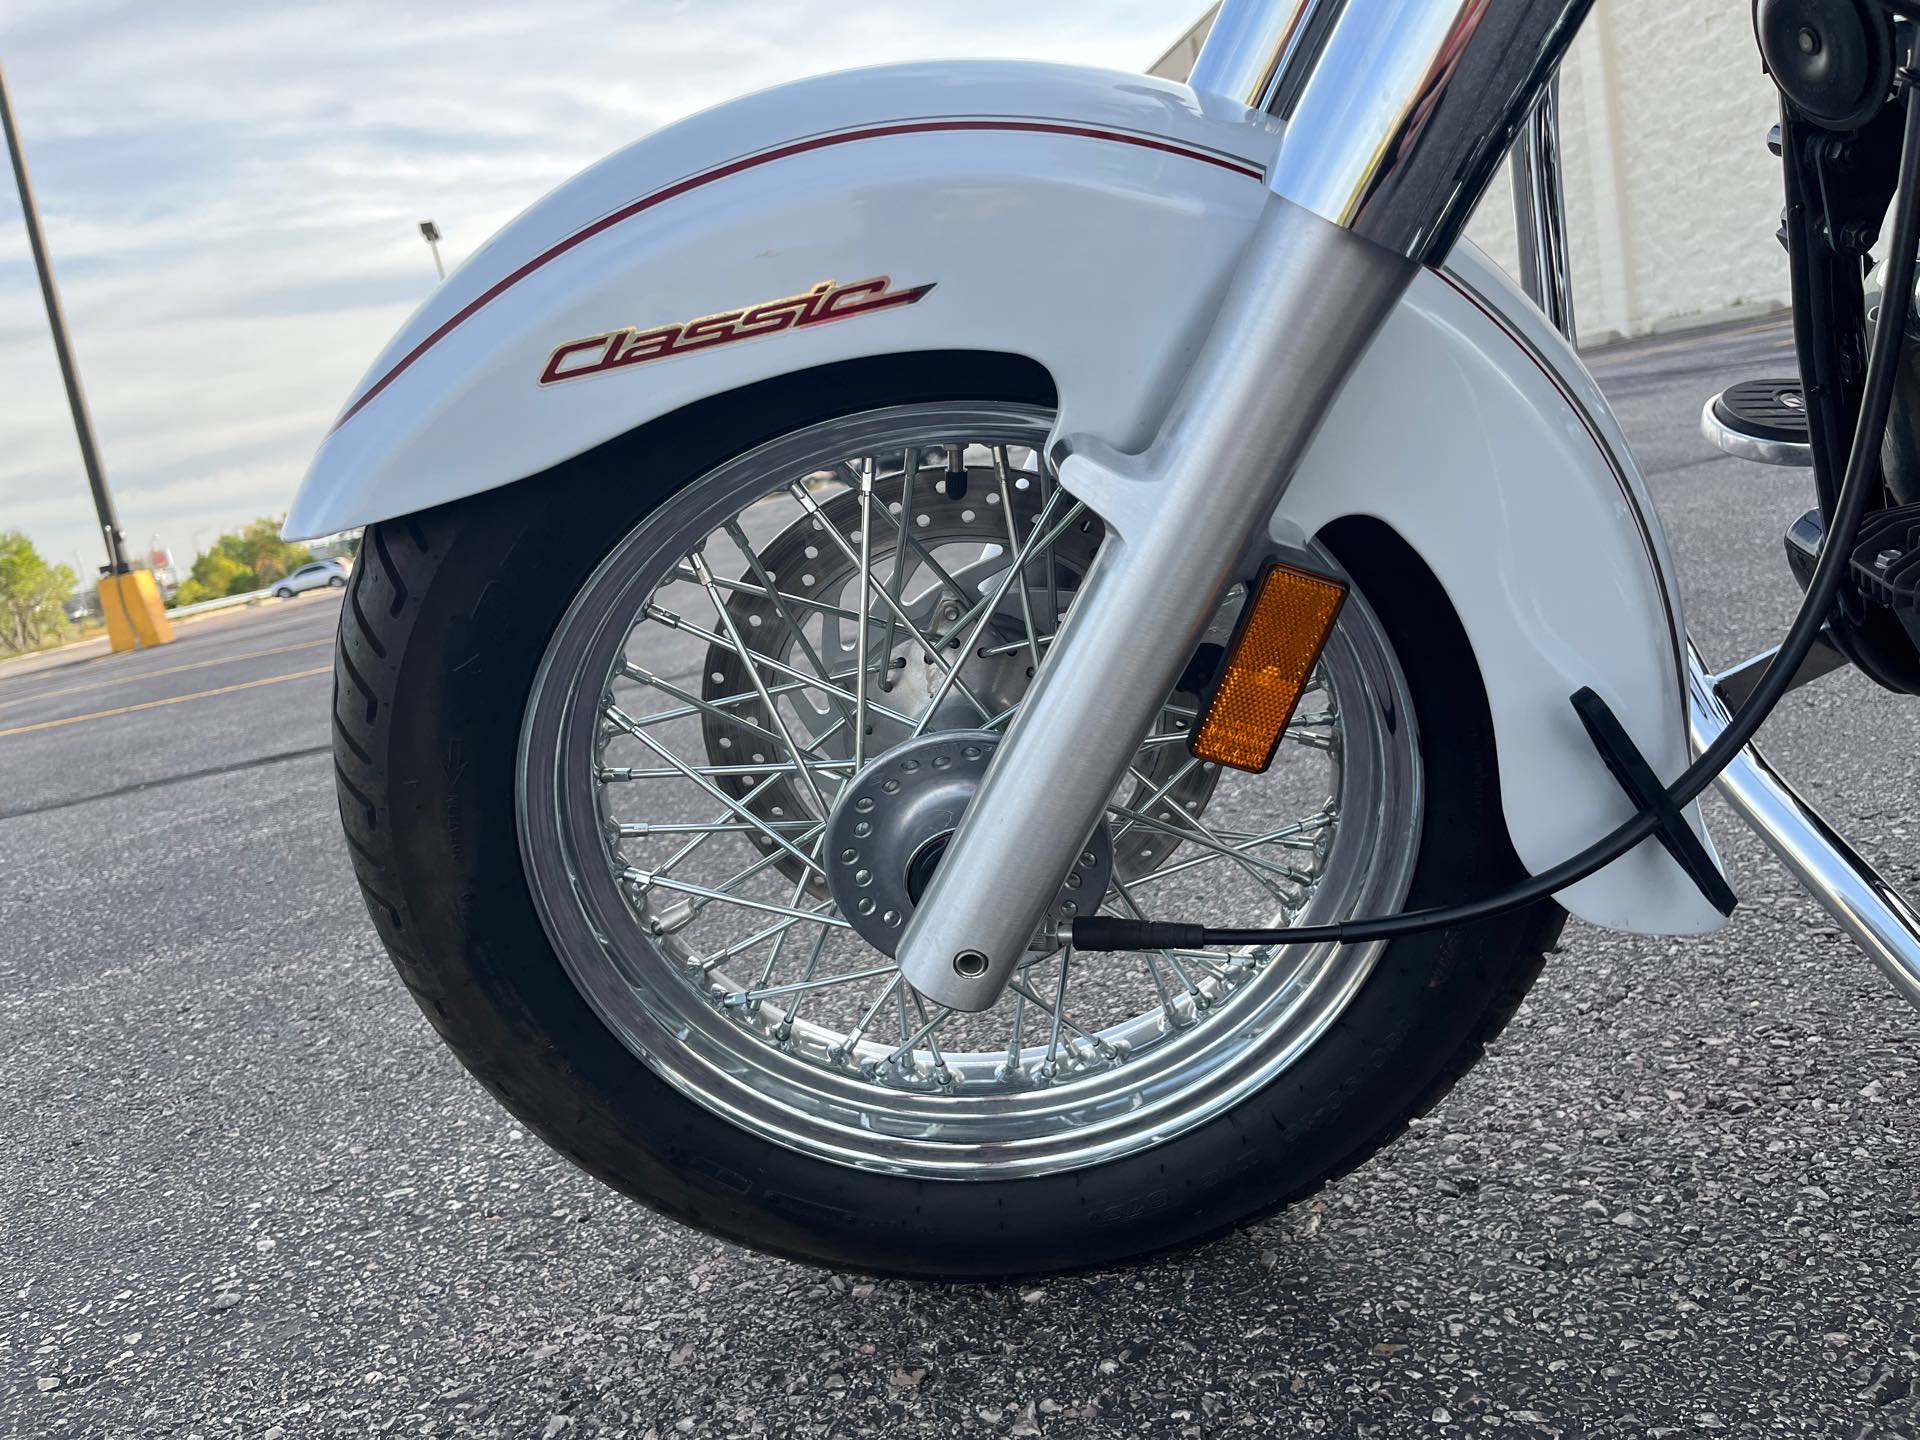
[{"x1": 699, "y1": 452, "x2": 1220, "y2": 893}]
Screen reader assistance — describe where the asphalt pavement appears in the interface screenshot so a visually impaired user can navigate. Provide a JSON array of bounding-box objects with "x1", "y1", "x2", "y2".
[{"x1": 5, "y1": 318, "x2": 1920, "y2": 1439}]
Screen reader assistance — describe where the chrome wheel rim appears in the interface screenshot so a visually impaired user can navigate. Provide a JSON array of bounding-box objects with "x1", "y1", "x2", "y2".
[{"x1": 518, "y1": 402, "x2": 1421, "y2": 1179}]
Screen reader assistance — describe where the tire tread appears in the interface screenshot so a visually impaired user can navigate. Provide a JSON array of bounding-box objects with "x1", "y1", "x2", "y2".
[{"x1": 325, "y1": 383, "x2": 1563, "y2": 1279}]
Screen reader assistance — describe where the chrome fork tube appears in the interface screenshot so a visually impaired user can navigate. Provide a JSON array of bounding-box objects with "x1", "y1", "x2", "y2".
[
  {"x1": 1186, "y1": 0, "x2": 1327, "y2": 113},
  {"x1": 898, "y1": 202, "x2": 1410, "y2": 1010},
  {"x1": 895, "y1": 0, "x2": 1597, "y2": 1011}
]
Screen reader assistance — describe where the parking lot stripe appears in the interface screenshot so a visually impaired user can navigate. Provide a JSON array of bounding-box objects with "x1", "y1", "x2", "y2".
[
  {"x1": 0, "y1": 665, "x2": 332, "y2": 738},
  {"x1": 0, "y1": 639, "x2": 332, "y2": 715}
]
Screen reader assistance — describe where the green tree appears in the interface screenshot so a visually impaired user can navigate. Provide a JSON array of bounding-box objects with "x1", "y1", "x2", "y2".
[
  {"x1": 171, "y1": 518, "x2": 311, "y2": 606},
  {"x1": 0, "y1": 531, "x2": 77, "y2": 656},
  {"x1": 219, "y1": 517, "x2": 309, "y2": 586}
]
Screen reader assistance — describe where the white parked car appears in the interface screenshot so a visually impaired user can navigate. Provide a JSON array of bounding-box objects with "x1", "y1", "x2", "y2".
[{"x1": 273, "y1": 558, "x2": 348, "y2": 599}]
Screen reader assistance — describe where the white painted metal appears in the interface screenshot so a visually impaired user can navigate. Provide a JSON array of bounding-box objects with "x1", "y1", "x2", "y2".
[
  {"x1": 285, "y1": 63, "x2": 1283, "y2": 540},
  {"x1": 287, "y1": 59, "x2": 1723, "y2": 936}
]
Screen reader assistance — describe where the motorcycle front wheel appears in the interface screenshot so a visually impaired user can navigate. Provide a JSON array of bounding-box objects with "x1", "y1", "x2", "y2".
[{"x1": 332, "y1": 356, "x2": 1561, "y2": 1277}]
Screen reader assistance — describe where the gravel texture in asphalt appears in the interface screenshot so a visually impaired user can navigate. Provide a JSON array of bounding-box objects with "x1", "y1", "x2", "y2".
[{"x1": 3, "y1": 319, "x2": 1918, "y2": 1439}]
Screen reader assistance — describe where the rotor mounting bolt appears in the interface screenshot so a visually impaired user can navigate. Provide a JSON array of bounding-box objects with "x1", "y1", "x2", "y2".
[{"x1": 952, "y1": 949, "x2": 990, "y2": 978}]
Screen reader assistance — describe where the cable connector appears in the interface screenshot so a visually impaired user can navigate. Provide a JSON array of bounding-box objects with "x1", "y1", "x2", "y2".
[{"x1": 1070, "y1": 917, "x2": 1208, "y2": 951}]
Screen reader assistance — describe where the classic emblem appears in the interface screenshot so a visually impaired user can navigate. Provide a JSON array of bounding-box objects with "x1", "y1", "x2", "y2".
[{"x1": 538, "y1": 276, "x2": 935, "y2": 386}]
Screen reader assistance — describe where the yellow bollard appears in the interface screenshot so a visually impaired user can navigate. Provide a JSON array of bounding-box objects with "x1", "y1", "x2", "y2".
[{"x1": 97, "y1": 570, "x2": 175, "y2": 652}]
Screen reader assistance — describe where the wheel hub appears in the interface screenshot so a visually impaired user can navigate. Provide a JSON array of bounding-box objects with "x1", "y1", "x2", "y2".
[{"x1": 822, "y1": 729, "x2": 1114, "y2": 958}]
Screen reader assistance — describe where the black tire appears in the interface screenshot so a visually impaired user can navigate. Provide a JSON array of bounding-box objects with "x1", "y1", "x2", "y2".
[
  {"x1": 275, "y1": 587, "x2": 293, "y2": 600},
  {"x1": 328, "y1": 575, "x2": 346, "y2": 588},
  {"x1": 331, "y1": 358, "x2": 1563, "y2": 1278}
]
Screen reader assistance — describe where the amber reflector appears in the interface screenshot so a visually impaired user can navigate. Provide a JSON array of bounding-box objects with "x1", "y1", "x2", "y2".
[{"x1": 1190, "y1": 562, "x2": 1348, "y2": 774}]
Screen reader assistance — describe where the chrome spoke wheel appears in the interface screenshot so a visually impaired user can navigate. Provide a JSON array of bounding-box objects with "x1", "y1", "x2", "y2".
[{"x1": 518, "y1": 402, "x2": 1421, "y2": 1178}]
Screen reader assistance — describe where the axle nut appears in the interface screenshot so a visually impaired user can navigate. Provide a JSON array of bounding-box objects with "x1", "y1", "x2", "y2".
[{"x1": 952, "y1": 950, "x2": 990, "y2": 978}]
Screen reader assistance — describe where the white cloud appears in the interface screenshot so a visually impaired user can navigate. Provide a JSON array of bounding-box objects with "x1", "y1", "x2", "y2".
[{"x1": 0, "y1": 0, "x2": 1194, "y2": 571}]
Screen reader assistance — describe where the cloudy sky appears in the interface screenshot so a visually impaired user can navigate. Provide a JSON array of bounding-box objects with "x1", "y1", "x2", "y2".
[{"x1": 0, "y1": 0, "x2": 1192, "y2": 577}]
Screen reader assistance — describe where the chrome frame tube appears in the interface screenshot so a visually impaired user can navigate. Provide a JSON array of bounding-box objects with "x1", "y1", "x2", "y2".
[
  {"x1": 1688, "y1": 646, "x2": 1920, "y2": 1009},
  {"x1": 895, "y1": 0, "x2": 1599, "y2": 1009},
  {"x1": 1511, "y1": 81, "x2": 1578, "y2": 344}
]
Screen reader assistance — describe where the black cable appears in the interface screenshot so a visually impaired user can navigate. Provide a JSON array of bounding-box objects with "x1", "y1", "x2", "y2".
[{"x1": 1076, "y1": 70, "x2": 1920, "y2": 955}]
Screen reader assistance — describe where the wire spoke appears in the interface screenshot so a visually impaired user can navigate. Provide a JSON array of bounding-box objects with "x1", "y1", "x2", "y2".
[
  {"x1": 1139, "y1": 949, "x2": 1187, "y2": 1018},
  {"x1": 672, "y1": 564, "x2": 864, "y2": 624},
  {"x1": 625, "y1": 867, "x2": 847, "y2": 927},
  {"x1": 906, "y1": 987, "x2": 953, "y2": 1078},
  {"x1": 618, "y1": 818, "x2": 818, "y2": 836},
  {"x1": 841, "y1": 973, "x2": 905, "y2": 1053},
  {"x1": 606, "y1": 706, "x2": 828, "y2": 878},
  {"x1": 838, "y1": 458, "x2": 980, "y2": 607},
  {"x1": 788, "y1": 481, "x2": 997, "y2": 725},
  {"x1": 677, "y1": 824, "x2": 826, "y2": 922},
  {"x1": 721, "y1": 518, "x2": 857, "y2": 733},
  {"x1": 924, "y1": 491, "x2": 1081, "y2": 659},
  {"x1": 907, "y1": 488, "x2": 1079, "y2": 737},
  {"x1": 634, "y1": 773, "x2": 788, "y2": 926},
  {"x1": 578, "y1": 423, "x2": 1373, "y2": 1124},
  {"x1": 975, "y1": 632, "x2": 1058, "y2": 659},
  {"x1": 1107, "y1": 755, "x2": 1203, "y2": 842},
  {"x1": 779, "y1": 926, "x2": 836, "y2": 1029},
  {"x1": 689, "y1": 550, "x2": 833, "y2": 813},
  {"x1": 1134, "y1": 765, "x2": 1306, "y2": 901},
  {"x1": 697, "y1": 910, "x2": 816, "y2": 973},
  {"x1": 1004, "y1": 987, "x2": 1028, "y2": 1072},
  {"x1": 852, "y1": 459, "x2": 876, "y2": 769},
  {"x1": 641, "y1": 606, "x2": 919, "y2": 727},
  {"x1": 1107, "y1": 794, "x2": 1315, "y2": 889},
  {"x1": 1007, "y1": 968, "x2": 1122, "y2": 1071},
  {"x1": 752, "y1": 862, "x2": 824, "y2": 991},
  {"x1": 600, "y1": 758, "x2": 857, "y2": 782},
  {"x1": 723, "y1": 963, "x2": 896, "y2": 1007},
  {"x1": 995, "y1": 446, "x2": 1044, "y2": 673},
  {"x1": 881, "y1": 1001, "x2": 955, "y2": 1070},
  {"x1": 874, "y1": 449, "x2": 915, "y2": 694},
  {"x1": 618, "y1": 662, "x2": 798, "y2": 752},
  {"x1": 1043, "y1": 948, "x2": 1071, "y2": 1074},
  {"x1": 1104, "y1": 873, "x2": 1219, "y2": 1001}
]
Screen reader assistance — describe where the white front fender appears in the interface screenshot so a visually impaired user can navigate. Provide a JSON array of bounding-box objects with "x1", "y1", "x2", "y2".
[{"x1": 288, "y1": 59, "x2": 1724, "y2": 936}]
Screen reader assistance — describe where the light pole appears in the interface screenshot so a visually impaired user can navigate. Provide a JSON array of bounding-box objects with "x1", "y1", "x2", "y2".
[
  {"x1": 1, "y1": 60, "x2": 170, "y2": 648},
  {"x1": 419, "y1": 219, "x2": 445, "y2": 280},
  {"x1": 1, "y1": 61, "x2": 128, "y2": 577}
]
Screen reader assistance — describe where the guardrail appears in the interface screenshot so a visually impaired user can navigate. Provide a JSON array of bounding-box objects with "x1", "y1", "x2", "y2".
[{"x1": 165, "y1": 587, "x2": 270, "y2": 620}]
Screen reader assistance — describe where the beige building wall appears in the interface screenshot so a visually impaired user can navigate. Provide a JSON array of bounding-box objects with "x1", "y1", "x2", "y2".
[{"x1": 1151, "y1": 3, "x2": 1791, "y2": 341}]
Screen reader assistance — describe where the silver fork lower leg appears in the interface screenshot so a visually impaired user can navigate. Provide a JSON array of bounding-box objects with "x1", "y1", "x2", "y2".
[{"x1": 896, "y1": 195, "x2": 1412, "y2": 1011}]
